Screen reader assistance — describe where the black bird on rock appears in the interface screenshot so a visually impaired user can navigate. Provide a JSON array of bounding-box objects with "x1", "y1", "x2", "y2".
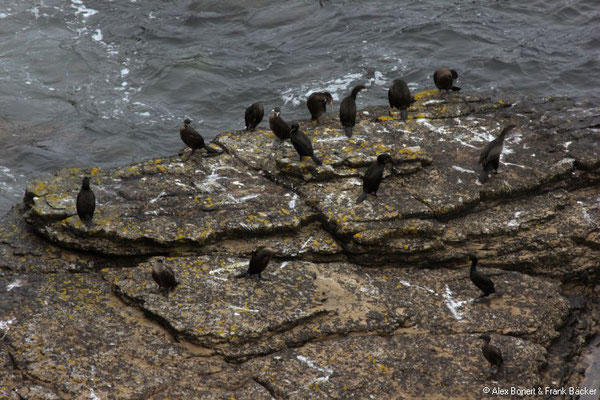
[
  {"x1": 179, "y1": 119, "x2": 217, "y2": 161},
  {"x1": 236, "y1": 247, "x2": 276, "y2": 281},
  {"x1": 245, "y1": 102, "x2": 264, "y2": 131},
  {"x1": 269, "y1": 107, "x2": 291, "y2": 140},
  {"x1": 356, "y1": 154, "x2": 392, "y2": 204},
  {"x1": 468, "y1": 254, "x2": 496, "y2": 298},
  {"x1": 152, "y1": 259, "x2": 179, "y2": 297},
  {"x1": 478, "y1": 124, "x2": 516, "y2": 183},
  {"x1": 388, "y1": 79, "x2": 415, "y2": 122},
  {"x1": 479, "y1": 334, "x2": 504, "y2": 376},
  {"x1": 289, "y1": 122, "x2": 322, "y2": 166},
  {"x1": 433, "y1": 67, "x2": 461, "y2": 95},
  {"x1": 339, "y1": 85, "x2": 366, "y2": 137},
  {"x1": 76, "y1": 176, "x2": 95, "y2": 227},
  {"x1": 307, "y1": 92, "x2": 333, "y2": 124}
]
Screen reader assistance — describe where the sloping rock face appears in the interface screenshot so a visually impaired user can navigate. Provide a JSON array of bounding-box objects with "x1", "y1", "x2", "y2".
[{"x1": 1, "y1": 92, "x2": 599, "y2": 399}]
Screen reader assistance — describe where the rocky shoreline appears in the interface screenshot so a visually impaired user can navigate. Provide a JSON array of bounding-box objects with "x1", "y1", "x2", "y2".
[{"x1": 1, "y1": 91, "x2": 599, "y2": 399}]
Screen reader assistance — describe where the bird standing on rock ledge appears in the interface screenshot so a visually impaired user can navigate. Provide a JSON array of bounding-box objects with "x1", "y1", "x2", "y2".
[
  {"x1": 289, "y1": 122, "x2": 322, "y2": 166},
  {"x1": 356, "y1": 154, "x2": 392, "y2": 204},
  {"x1": 388, "y1": 79, "x2": 415, "y2": 122},
  {"x1": 76, "y1": 176, "x2": 95, "y2": 228},
  {"x1": 478, "y1": 124, "x2": 516, "y2": 184},
  {"x1": 307, "y1": 92, "x2": 333, "y2": 124},
  {"x1": 151, "y1": 259, "x2": 179, "y2": 297},
  {"x1": 433, "y1": 67, "x2": 461, "y2": 96},
  {"x1": 269, "y1": 107, "x2": 291, "y2": 141},
  {"x1": 339, "y1": 84, "x2": 366, "y2": 138},
  {"x1": 236, "y1": 247, "x2": 276, "y2": 281},
  {"x1": 244, "y1": 102, "x2": 264, "y2": 131},
  {"x1": 179, "y1": 119, "x2": 217, "y2": 161},
  {"x1": 468, "y1": 253, "x2": 496, "y2": 298},
  {"x1": 479, "y1": 334, "x2": 504, "y2": 376}
]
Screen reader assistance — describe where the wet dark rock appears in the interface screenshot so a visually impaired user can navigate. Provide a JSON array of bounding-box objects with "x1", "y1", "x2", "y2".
[{"x1": 2, "y1": 91, "x2": 599, "y2": 398}]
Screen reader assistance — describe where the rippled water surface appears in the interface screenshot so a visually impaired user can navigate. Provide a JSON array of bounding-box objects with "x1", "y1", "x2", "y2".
[{"x1": 0, "y1": 0, "x2": 598, "y2": 213}]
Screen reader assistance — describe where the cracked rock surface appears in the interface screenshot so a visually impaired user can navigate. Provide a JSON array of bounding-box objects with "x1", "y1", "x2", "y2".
[{"x1": 1, "y1": 91, "x2": 599, "y2": 399}]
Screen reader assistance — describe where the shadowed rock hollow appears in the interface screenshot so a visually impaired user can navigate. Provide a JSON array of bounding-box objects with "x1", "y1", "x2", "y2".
[{"x1": 1, "y1": 91, "x2": 599, "y2": 399}]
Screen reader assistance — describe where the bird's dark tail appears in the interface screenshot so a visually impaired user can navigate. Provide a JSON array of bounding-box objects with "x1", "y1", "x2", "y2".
[
  {"x1": 451, "y1": 86, "x2": 461, "y2": 92},
  {"x1": 344, "y1": 126, "x2": 353, "y2": 138},
  {"x1": 400, "y1": 110, "x2": 408, "y2": 122},
  {"x1": 479, "y1": 169, "x2": 488, "y2": 184},
  {"x1": 83, "y1": 218, "x2": 94, "y2": 229},
  {"x1": 311, "y1": 155, "x2": 323, "y2": 166},
  {"x1": 356, "y1": 192, "x2": 367, "y2": 204},
  {"x1": 235, "y1": 271, "x2": 250, "y2": 279}
]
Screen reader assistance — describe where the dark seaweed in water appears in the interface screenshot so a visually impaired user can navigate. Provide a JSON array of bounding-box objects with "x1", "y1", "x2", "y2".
[{"x1": 0, "y1": 0, "x2": 598, "y2": 214}]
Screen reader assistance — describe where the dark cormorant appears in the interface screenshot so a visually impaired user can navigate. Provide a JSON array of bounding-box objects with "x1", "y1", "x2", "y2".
[
  {"x1": 236, "y1": 247, "x2": 276, "y2": 281},
  {"x1": 479, "y1": 334, "x2": 504, "y2": 375},
  {"x1": 76, "y1": 176, "x2": 95, "y2": 227},
  {"x1": 245, "y1": 102, "x2": 264, "y2": 131},
  {"x1": 478, "y1": 124, "x2": 516, "y2": 183},
  {"x1": 356, "y1": 154, "x2": 392, "y2": 204},
  {"x1": 388, "y1": 79, "x2": 415, "y2": 122},
  {"x1": 468, "y1": 254, "x2": 496, "y2": 297},
  {"x1": 433, "y1": 68, "x2": 461, "y2": 95},
  {"x1": 269, "y1": 108, "x2": 291, "y2": 140},
  {"x1": 179, "y1": 119, "x2": 216, "y2": 161},
  {"x1": 307, "y1": 92, "x2": 333, "y2": 124},
  {"x1": 151, "y1": 260, "x2": 179, "y2": 297},
  {"x1": 339, "y1": 85, "x2": 366, "y2": 137},
  {"x1": 289, "y1": 122, "x2": 322, "y2": 166}
]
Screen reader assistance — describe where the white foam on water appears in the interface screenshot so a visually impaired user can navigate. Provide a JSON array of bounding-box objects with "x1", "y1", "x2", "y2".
[
  {"x1": 71, "y1": 0, "x2": 98, "y2": 18},
  {"x1": 281, "y1": 72, "x2": 364, "y2": 105},
  {"x1": 370, "y1": 70, "x2": 386, "y2": 86},
  {"x1": 30, "y1": 6, "x2": 40, "y2": 19},
  {"x1": 91, "y1": 29, "x2": 102, "y2": 41}
]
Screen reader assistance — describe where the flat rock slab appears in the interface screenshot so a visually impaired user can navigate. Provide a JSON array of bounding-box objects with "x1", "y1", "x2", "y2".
[
  {"x1": 105, "y1": 255, "x2": 567, "y2": 362},
  {"x1": 216, "y1": 124, "x2": 432, "y2": 183},
  {"x1": 24, "y1": 154, "x2": 321, "y2": 255},
  {"x1": 248, "y1": 333, "x2": 547, "y2": 400},
  {"x1": 0, "y1": 272, "x2": 269, "y2": 399},
  {"x1": 0, "y1": 206, "x2": 104, "y2": 274}
]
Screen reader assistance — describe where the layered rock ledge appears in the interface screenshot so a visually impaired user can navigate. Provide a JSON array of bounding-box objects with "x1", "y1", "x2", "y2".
[{"x1": 1, "y1": 91, "x2": 599, "y2": 399}]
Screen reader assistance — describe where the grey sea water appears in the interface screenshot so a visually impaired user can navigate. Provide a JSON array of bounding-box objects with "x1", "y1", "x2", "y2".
[{"x1": 0, "y1": 0, "x2": 598, "y2": 214}]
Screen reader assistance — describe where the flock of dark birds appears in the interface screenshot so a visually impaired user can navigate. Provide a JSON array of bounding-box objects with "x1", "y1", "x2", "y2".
[{"x1": 74, "y1": 66, "x2": 511, "y2": 377}]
